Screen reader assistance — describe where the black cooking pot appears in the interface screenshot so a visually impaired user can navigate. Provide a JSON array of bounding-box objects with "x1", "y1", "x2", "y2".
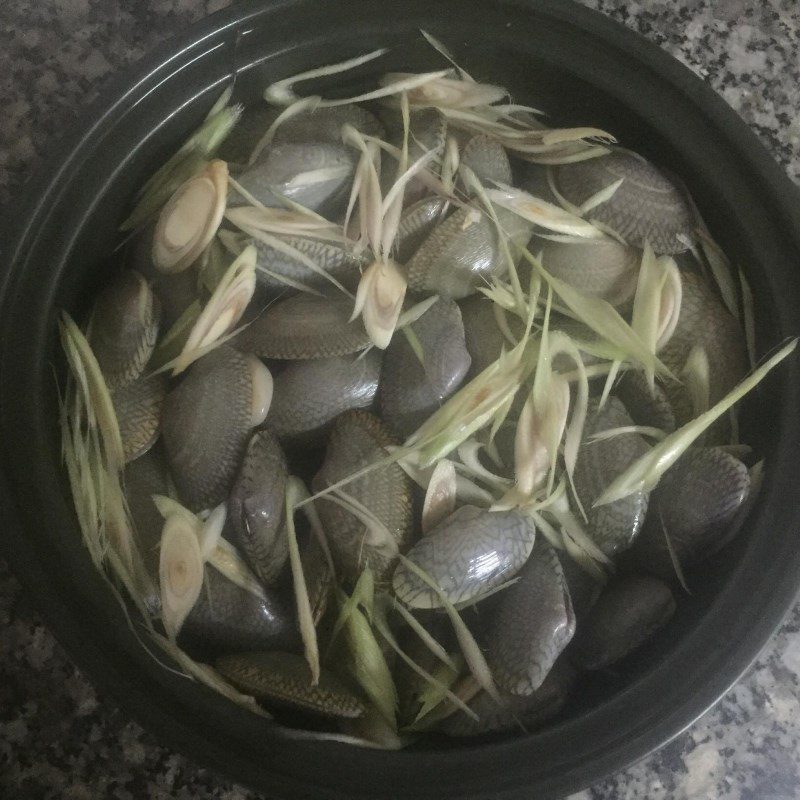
[{"x1": 1, "y1": 1, "x2": 799, "y2": 798}]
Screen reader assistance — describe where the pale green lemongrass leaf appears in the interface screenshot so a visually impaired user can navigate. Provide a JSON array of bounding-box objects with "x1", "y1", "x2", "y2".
[
  {"x1": 696, "y1": 226, "x2": 739, "y2": 319},
  {"x1": 545, "y1": 166, "x2": 582, "y2": 216},
  {"x1": 327, "y1": 568, "x2": 376, "y2": 659},
  {"x1": 655, "y1": 256, "x2": 683, "y2": 350},
  {"x1": 286, "y1": 476, "x2": 320, "y2": 685},
  {"x1": 411, "y1": 656, "x2": 465, "y2": 723},
  {"x1": 455, "y1": 475, "x2": 497, "y2": 507},
  {"x1": 421, "y1": 458, "x2": 457, "y2": 534},
  {"x1": 391, "y1": 599, "x2": 458, "y2": 671},
  {"x1": 402, "y1": 326, "x2": 426, "y2": 367},
  {"x1": 596, "y1": 339, "x2": 798, "y2": 505},
  {"x1": 256, "y1": 266, "x2": 325, "y2": 297},
  {"x1": 739, "y1": 267, "x2": 757, "y2": 369},
  {"x1": 527, "y1": 510, "x2": 566, "y2": 551},
  {"x1": 396, "y1": 555, "x2": 501, "y2": 703},
  {"x1": 588, "y1": 425, "x2": 668, "y2": 443},
  {"x1": 420, "y1": 30, "x2": 475, "y2": 82},
  {"x1": 248, "y1": 96, "x2": 322, "y2": 165},
  {"x1": 585, "y1": 217, "x2": 628, "y2": 245},
  {"x1": 681, "y1": 345, "x2": 711, "y2": 417},
  {"x1": 630, "y1": 242, "x2": 662, "y2": 391},
  {"x1": 456, "y1": 440, "x2": 512, "y2": 489},
  {"x1": 597, "y1": 359, "x2": 622, "y2": 411},
  {"x1": 578, "y1": 178, "x2": 624, "y2": 215}
]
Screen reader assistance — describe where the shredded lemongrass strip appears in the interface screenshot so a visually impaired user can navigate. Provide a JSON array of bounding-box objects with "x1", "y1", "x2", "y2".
[
  {"x1": 286, "y1": 477, "x2": 320, "y2": 685},
  {"x1": 256, "y1": 266, "x2": 324, "y2": 297},
  {"x1": 208, "y1": 538, "x2": 268, "y2": 601},
  {"x1": 421, "y1": 459, "x2": 457, "y2": 533},
  {"x1": 326, "y1": 489, "x2": 400, "y2": 562},
  {"x1": 631, "y1": 242, "x2": 665, "y2": 391},
  {"x1": 519, "y1": 145, "x2": 611, "y2": 165},
  {"x1": 391, "y1": 600, "x2": 458, "y2": 671},
  {"x1": 382, "y1": 73, "x2": 507, "y2": 109},
  {"x1": 660, "y1": 511, "x2": 691, "y2": 595},
  {"x1": 247, "y1": 95, "x2": 322, "y2": 165},
  {"x1": 578, "y1": 178, "x2": 624, "y2": 215},
  {"x1": 528, "y1": 511, "x2": 566, "y2": 551},
  {"x1": 596, "y1": 339, "x2": 798, "y2": 505},
  {"x1": 522, "y1": 248, "x2": 670, "y2": 377},
  {"x1": 588, "y1": 425, "x2": 668, "y2": 443},
  {"x1": 545, "y1": 166, "x2": 582, "y2": 215},
  {"x1": 372, "y1": 608, "x2": 477, "y2": 721},
  {"x1": 340, "y1": 590, "x2": 398, "y2": 726},
  {"x1": 396, "y1": 555, "x2": 501, "y2": 703},
  {"x1": 411, "y1": 657, "x2": 464, "y2": 724},
  {"x1": 326, "y1": 569, "x2": 375, "y2": 659},
  {"x1": 420, "y1": 30, "x2": 476, "y2": 82},
  {"x1": 171, "y1": 245, "x2": 257, "y2": 375},
  {"x1": 739, "y1": 267, "x2": 757, "y2": 369},
  {"x1": 456, "y1": 476, "x2": 496, "y2": 507},
  {"x1": 453, "y1": 577, "x2": 520, "y2": 610},
  {"x1": 454, "y1": 444, "x2": 511, "y2": 489},
  {"x1": 681, "y1": 345, "x2": 711, "y2": 417}
]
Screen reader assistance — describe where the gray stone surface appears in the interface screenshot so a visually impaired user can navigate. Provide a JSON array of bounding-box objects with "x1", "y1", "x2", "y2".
[{"x1": 1, "y1": 1, "x2": 799, "y2": 798}]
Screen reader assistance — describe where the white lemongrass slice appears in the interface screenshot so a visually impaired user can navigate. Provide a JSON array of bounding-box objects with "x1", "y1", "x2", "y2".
[
  {"x1": 247, "y1": 355, "x2": 274, "y2": 426},
  {"x1": 159, "y1": 515, "x2": 205, "y2": 640},
  {"x1": 172, "y1": 245, "x2": 257, "y2": 375},
  {"x1": 514, "y1": 377, "x2": 570, "y2": 497},
  {"x1": 421, "y1": 459, "x2": 457, "y2": 534},
  {"x1": 381, "y1": 73, "x2": 507, "y2": 108},
  {"x1": 656, "y1": 256, "x2": 683, "y2": 350},
  {"x1": 578, "y1": 178, "x2": 624, "y2": 215},
  {"x1": 596, "y1": 338, "x2": 798, "y2": 505},
  {"x1": 352, "y1": 260, "x2": 407, "y2": 350},
  {"x1": 487, "y1": 185, "x2": 604, "y2": 238},
  {"x1": 681, "y1": 345, "x2": 711, "y2": 417},
  {"x1": 153, "y1": 160, "x2": 228, "y2": 273}
]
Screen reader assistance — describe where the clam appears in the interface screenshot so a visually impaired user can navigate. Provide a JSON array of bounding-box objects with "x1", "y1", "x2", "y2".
[
  {"x1": 553, "y1": 148, "x2": 695, "y2": 253},
  {"x1": 392, "y1": 505, "x2": 536, "y2": 609},
  {"x1": 460, "y1": 295, "x2": 525, "y2": 381},
  {"x1": 267, "y1": 350, "x2": 382, "y2": 443},
  {"x1": 626, "y1": 447, "x2": 750, "y2": 578},
  {"x1": 659, "y1": 271, "x2": 748, "y2": 433},
  {"x1": 161, "y1": 346, "x2": 272, "y2": 510},
  {"x1": 406, "y1": 206, "x2": 534, "y2": 298},
  {"x1": 299, "y1": 532, "x2": 335, "y2": 626},
  {"x1": 232, "y1": 143, "x2": 356, "y2": 215},
  {"x1": 113, "y1": 373, "x2": 168, "y2": 463},
  {"x1": 251, "y1": 234, "x2": 365, "y2": 291},
  {"x1": 395, "y1": 196, "x2": 450, "y2": 264},
  {"x1": 572, "y1": 398, "x2": 650, "y2": 556},
  {"x1": 271, "y1": 103, "x2": 384, "y2": 146},
  {"x1": 558, "y1": 550, "x2": 601, "y2": 620},
  {"x1": 313, "y1": 411, "x2": 413, "y2": 583},
  {"x1": 227, "y1": 429, "x2": 290, "y2": 587},
  {"x1": 614, "y1": 369, "x2": 676, "y2": 433},
  {"x1": 216, "y1": 651, "x2": 366, "y2": 718},
  {"x1": 538, "y1": 237, "x2": 640, "y2": 307},
  {"x1": 485, "y1": 540, "x2": 575, "y2": 696},
  {"x1": 379, "y1": 298, "x2": 471, "y2": 439},
  {"x1": 177, "y1": 561, "x2": 296, "y2": 659},
  {"x1": 571, "y1": 575, "x2": 675, "y2": 670},
  {"x1": 441, "y1": 659, "x2": 576, "y2": 737},
  {"x1": 90, "y1": 270, "x2": 161, "y2": 390},
  {"x1": 460, "y1": 134, "x2": 512, "y2": 189},
  {"x1": 235, "y1": 294, "x2": 371, "y2": 360}
]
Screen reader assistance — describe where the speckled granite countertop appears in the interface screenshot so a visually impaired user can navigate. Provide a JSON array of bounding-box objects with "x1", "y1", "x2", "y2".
[{"x1": 1, "y1": 1, "x2": 799, "y2": 798}]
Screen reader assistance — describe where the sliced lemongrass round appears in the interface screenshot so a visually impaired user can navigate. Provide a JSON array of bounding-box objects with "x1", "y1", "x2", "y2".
[
  {"x1": 421, "y1": 459, "x2": 457, "y2": 534},
  {"x1": 153, "y1": 160, "x2": 228, "y2": 273},
  {"x1": 159, "y1": 515, "x2": 204, "y2": 640},
  {"x1": 353, "y1": 259, "x2": 407, "y2": 350},
  {"x1": 247, "y1": 355, "x2": 273, "y2": 426}
]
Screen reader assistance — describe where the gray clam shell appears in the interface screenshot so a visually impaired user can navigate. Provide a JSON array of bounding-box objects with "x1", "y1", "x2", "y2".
[
  {"x1": 113, "y1": 373, "x2": 168, "y2": 463},
  {"x1": 267, "y1": 350, "x2": 382, "y2": 443},
  {"x1": 379, "y1": 298, "x2": 471, "y2": 439},
  {"x1": 572, "y1": 398, "x2": 651, "y2": 557},
  {"x1": 486, "y1": 540, "x2": 576, "y2": 696},
  {"x1": 161, "y1": 346, "x2": 255, "y2": 510},
  {"x1": 392, "y1": 505, "x2": 536, "y2": 609},
  {"x1": 395, "y1": 197, "x2": 450, "y2": 264},
  {"x1": 460, "y1": 134, "x2": 512, "y2": 189}
]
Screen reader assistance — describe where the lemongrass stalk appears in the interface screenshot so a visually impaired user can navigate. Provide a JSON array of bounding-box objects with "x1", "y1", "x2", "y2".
[{"x1": 596, "y1": 339, "x2": 798, "y2": 505}]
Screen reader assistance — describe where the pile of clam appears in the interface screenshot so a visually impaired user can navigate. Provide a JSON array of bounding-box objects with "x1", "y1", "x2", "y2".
[{"x1": 59, "y1": 47, "x2": 791, "y2": 746}]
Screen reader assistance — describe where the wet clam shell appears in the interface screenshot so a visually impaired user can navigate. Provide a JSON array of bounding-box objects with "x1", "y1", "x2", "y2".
[
  {"x1": 626, "y1": 447, "x2": 750, "y2": 578},
  {"x1": 90, "y1": 270, "x2": 161, "y2": 390},
  {"x1": 392, "y1": 505, "x2": 536, "y2": 609},
  {"x1": 267, "y1": 350, "x2": 382, "y2": 443},
  {"x1": 113, "y1": 373, "x2": 168, "y2": 463},
  {"x1": 251, "y1": 235, "x2": 364, "y2": 292},
  {"x1": 228, "y1": 429, "x2": 289, "y2": 587},
  {"x1": 553, "y1": 149, "x2": 695, "y2": 253},
  {"x1": 313, "y1": 411, "x2": 413, "y2": 583},
  {"x1": 233, "y1": 142, "x2": 356, "y2": 214},
  {"x1": 236, "y1": 294, "x2": 371, "y2": 360},
  {"x1": 395, "y1": 197, "x2": 450, "y2": 264},
  {"x1": 406, "y1": 206, "x2": 533, "y2": 299},
  {"x1": 460, "y1": 295, "x2": 525, "y2": 381},
  {"x1": 379, "y1": 298, "x2": 471, "y2": 439},
  {"x1": 440, "y1": 659, "x2": 577, "y2": 737},
  {"x1": 178, "y1": 563, "x2": 296, "y2": 659},
  {"x1": 614, "y1": 369, "x2": 677, "y2": 433},
  {"x1": 573, "y1": 398, "x2": 650, "y2": 557},
  {"x1": 538, "y1": 237, "x2": 640, "y2": 307},
  {"x1": 571, "y1": 575, "x2": 676, "y2": 670},
  {"x1": 460, "y1": 134, "x2": 512, "y2": 189},
  {"x1": 161, "y1": 346, "x2": 257, "y2": 510},
  {"x1": 485, "y1": 540, "x2": 575, "y2": 696},
  {"x1": 215, "y1": 651, "x2": 366, "y2": 718},
  {"x1": 659, "y1": 271, "x2": 748, "y2": 436}
]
